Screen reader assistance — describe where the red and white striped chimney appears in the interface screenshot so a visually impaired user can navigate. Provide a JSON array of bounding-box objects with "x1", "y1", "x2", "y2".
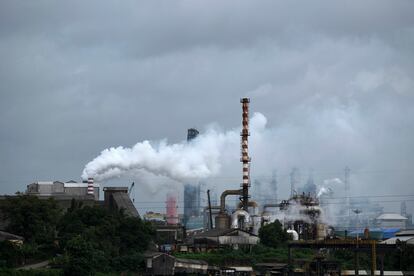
[
  {"x1": 87, "y1": 177, "x2": 94, "y2": 195},
  {"x1": 240, "y1": 98, "x2": 250, "y2": 210}
]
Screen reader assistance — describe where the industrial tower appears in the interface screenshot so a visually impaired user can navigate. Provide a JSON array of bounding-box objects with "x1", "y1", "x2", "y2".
[{"x1": 240, "y1": 98, "x2": 251, "y2": 210}]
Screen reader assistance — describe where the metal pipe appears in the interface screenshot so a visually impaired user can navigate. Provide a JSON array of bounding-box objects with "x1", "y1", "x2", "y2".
[
  {"x1": 287, "y1": 229, "x2": 299, "y2": 241},
  {"x1": 220, "y1": 189, "x2": 242, "y2": 213},
  {"x1": 371, "y1": 240, "x2": 376, "y2": 276},
  {"x1": 237, "y1": 201, "x2": 258, "y2": 209},
  {"x1": 263, "y1": 203, "x2": 281, "y2": 209},
  {"x1": 231, "y1": 209, "x2": 250, "y2": 229}
]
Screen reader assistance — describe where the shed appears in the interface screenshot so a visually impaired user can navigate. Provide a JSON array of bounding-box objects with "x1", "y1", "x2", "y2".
[
  {"x1": 144, "y1": 252, "x2": 208, "y2": 275},
  {"x1": 192, "y1": 228, "x2": 259, "y2": 250}
]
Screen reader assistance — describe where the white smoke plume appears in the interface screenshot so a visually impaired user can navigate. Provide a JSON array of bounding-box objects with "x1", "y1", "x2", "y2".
[
  {"x1": 317, "y1": 178, "x2": 343, "y2": 197},
  {"x1": 269, "y1": 202, "x2": 327, "y2": 226},
  {"x1": 323, "y1": 178, "x2": 343, "y2": 186},
  {"x1": 317, "y1": 187, "x2": 331, "y2": 198},
  {"x1": 82, "y1": 112, "x2": 267, "y2": 182}
]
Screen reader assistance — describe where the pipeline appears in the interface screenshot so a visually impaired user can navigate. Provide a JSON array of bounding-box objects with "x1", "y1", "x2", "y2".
[
  {"x1": 287, "y1": 229, "x2": 299, "y2": 240},
  {"x1": 238, "y1": 201, "x2": 258, "y2": 209},
  {"x1": 220, "y1": 189, "x2": 242, "y2": 213},
  {"x1": 231, "y1": 209, "x2": 251, "y2": 229}
]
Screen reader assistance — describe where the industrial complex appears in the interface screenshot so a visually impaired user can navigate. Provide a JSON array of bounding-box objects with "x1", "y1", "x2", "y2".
[{"x1": 0, "y1": 98, "x2": 412, "y2": 275}]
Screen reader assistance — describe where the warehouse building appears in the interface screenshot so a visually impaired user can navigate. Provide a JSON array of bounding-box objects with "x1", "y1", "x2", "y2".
[{"x1": 26, "y1": 180, "x2": 99, "y2": 200}]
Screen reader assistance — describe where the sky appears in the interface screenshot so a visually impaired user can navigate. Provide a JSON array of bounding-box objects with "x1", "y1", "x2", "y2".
[{"x1": 0, "y1": 1, "x2": 413, "y2": 214}]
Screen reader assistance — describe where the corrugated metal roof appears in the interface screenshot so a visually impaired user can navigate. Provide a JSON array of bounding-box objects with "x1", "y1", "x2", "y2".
[
  {"x1": 176, "y1": 258, "x2": 208, "y2": 265},
  {"x1": 32, "y1": 181, "x2": 99, "y2": 188},
  {"x1": 381, "y1": 236, "x2": 414, "y2": 244},
  {"x1": 64, "y1": 183, "x2": 99, "y2": 188},
  {"x1": 377, "y1": 213, "x2": 408, "y2": 220},
  {"x1": 396, "y1": 230, "x2": 414, "y2": 236}
]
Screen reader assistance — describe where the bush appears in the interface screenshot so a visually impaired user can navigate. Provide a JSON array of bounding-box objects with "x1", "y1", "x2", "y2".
[
  {"x1": 62, "y1": 235, "x2": 107, "y2": 276},
  {"x1": 258, "y1": 220, "x2": 290, "y2": 248}
]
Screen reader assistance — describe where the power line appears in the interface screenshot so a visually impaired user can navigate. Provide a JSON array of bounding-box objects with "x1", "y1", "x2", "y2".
[{"x1": 131, "y1": 194, "x2": 414, "y2": 204}]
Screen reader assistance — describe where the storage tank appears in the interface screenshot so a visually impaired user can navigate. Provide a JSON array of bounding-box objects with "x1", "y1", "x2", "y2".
[{"x1": 215, "y1": 213, "x2": 230, "y2": 230}]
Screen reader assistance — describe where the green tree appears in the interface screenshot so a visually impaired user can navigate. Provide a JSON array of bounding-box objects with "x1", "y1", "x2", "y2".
[
  {"x1": 0, "y1": 196, "x2": 61, "y2": 245},
  {"x1": 0, "y1": 241, "x2": 23, "y2": 268},
  {"x1": 63, "y1": 235, "x2": 106, "y2": 276},
  {"x1": 258, "y1": 220, "x2": 290, "y2": 248},
  {"x1": 58, "y1": 203, "x2": 154, "y2": 273}
]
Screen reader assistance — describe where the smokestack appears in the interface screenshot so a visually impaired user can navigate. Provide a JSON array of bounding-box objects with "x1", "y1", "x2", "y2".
[
  {"x1": 87, "y1": 177, "x2": 94, "y2": 195},
  {"x1": 166, "y1": 193, "x2": 178, "y2": 225},
  {"x1": 240, "y1": 98, "x2": 250, "y2": 210}
]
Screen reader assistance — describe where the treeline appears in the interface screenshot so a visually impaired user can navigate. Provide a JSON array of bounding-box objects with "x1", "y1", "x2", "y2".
[{"x1": 0, "y1": 196, "x2": 154, "y2": 275}]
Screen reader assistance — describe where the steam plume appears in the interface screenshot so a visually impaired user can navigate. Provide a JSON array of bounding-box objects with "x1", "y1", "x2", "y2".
[{"x1": 82, "y1": 113, "x2": 266, "y2": 182}]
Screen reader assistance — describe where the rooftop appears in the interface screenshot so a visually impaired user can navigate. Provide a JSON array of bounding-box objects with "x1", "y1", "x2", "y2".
[{"x1": 376, "y1": 213, "x2": 408, "y2": 220}]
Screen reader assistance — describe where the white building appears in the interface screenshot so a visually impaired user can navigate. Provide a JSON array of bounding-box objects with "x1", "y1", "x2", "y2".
[
  {"x1": 26, "y1": 180, "x2": 99, "y2": 200},
  {"x1": 376, "y1": 213, "x2": 407, "y2": 229}
]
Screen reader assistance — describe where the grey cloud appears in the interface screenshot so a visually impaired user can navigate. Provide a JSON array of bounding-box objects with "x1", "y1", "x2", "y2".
[{"x1": 0, "y1": 1, "x2": 413, "y2": 213}]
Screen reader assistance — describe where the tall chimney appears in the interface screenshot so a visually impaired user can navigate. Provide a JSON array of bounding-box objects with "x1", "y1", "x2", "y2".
[
  {"x1": 87, "y1": 177, "x2": 94, "y2": 195},
  {"x1": 166, "y1": 193, "x2": 178, "y2": 225},
  {"x1": 240, "y1": 98, "x2": 250, "y2": 210}
]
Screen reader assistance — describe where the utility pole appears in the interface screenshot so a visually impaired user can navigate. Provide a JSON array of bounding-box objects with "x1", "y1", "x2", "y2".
[
  {"x1": 271, "y1": 170, "x2": 278, "y2": 203},
  {"x1": 353, "y1": 208, "x2": 362, "y2": 276},
  {"x1": 290, "y1": 168, "x2": 299, "y2": 198},
  {"x1": 345, "y1": 166, "x2": 351, "y2": 225}
]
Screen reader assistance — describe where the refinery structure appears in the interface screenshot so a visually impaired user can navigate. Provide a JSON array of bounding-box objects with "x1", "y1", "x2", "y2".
[{"x1": 1, "y1": 98, "x2": 412, "y2": 275}]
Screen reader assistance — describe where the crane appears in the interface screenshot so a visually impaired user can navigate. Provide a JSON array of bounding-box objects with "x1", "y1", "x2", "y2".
[{"x1": 128, "y1": 182, "x2": 135, "y2": 203}]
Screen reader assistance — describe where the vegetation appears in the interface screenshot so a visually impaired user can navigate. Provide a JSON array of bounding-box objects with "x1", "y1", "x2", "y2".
[
  {"x1": 0, "y1": 196, "x2": 154, "y2": 275},
  {"x1": 174, "y1": 245, "x2": 313, "y2": 266},
  {"x1": 2, "y1": 196, "x2": 414, "y2": 273},
  {"x1": 258, "y1": 220, "x2": 290, "y2": 248}
]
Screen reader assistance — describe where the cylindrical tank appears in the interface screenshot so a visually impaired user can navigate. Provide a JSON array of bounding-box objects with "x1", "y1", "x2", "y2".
[
  {"x1": 317, "y1": 224, "x2": 326, "y2": 240},
  {"x1": 215, "y1": 213, "x2": 230, "y2": 230}
]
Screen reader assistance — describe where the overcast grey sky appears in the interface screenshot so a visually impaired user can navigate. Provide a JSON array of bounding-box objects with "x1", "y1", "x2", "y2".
[{"x1": 0, "y1": 1, "x2": 413, "y2": 213}]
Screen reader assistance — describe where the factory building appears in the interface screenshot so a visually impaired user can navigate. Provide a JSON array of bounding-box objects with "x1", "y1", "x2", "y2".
[
  {"x1": 183, "y1": 183, "x2": 202, "y2": 228},
  {"x1": 103, "y1": 187, "x2": 140, "y2": 217},
  {"x1": 26, "y1": 180, "x2": 99, "y2": 200},
  {"x1": 376, "y1": 213, "x2": 408, "y2": 229},
  {"x1": 24, "y1": 180, "x2": 141, "y2": 218}
]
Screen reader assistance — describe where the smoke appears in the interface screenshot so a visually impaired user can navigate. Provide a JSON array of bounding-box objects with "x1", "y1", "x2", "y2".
[
  {"x1": 316, "y1": 178, "x2": 343, "y2": 197},
  {"x1": 269, "y1": 202, "x2": 326, "y2": 225},
  {"x1": 82, "y1": 112, "x2": 266, "y2": 182},
  {"x1": 317, "y1": 187, "x2": 331, "y2": 198},
  {"x1": 323, "y1": 178, "x2": 343, "y2": 186}
]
